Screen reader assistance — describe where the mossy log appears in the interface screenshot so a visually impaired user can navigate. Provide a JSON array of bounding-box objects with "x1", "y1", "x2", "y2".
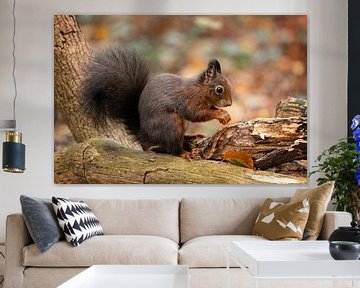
[{"x1": 54, "y1": 138, "x2": 307, "y2": 184}]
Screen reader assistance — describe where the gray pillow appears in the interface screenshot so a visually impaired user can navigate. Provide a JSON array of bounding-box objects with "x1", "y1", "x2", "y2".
[{"x1": 20, "y1": 195, "x2": 64, "y2": 253}]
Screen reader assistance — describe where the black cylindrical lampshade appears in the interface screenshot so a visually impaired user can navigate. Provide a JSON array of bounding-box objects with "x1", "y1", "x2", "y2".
[{"x1": 2, "y1": 131, "x2": 25, "y2": 173}]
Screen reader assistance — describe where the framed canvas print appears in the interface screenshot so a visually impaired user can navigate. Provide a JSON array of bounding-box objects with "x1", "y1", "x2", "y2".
[{"x1": 54, "y1": 15, "x2": 307, "y2": 184}]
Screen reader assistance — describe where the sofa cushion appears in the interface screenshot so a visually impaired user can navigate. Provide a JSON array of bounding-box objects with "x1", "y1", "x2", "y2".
[
  {"x1": 179, "y1": 235, "x2": 267, "y2": 268},
  {"x1": 52, "y1": 197, "x2": 104, "y2": 247},
  {"x1": 180, "y1": 198, "x2": 289, "y2": 243},
  {"x1": 23, "y1": 235, "x2": 178, "y2": 267},
  {"x1": 20, "y1": 195, "x2": 64, "y2": 253},
  {"x1": 252, "y1": 198, "x2": 310, "y2": 240},
  {"x1": 72, "y1": 199, "x2": 179, "y2": 243},
  {"x1": 290, "y1": 181, "x2": 334, "y2": 240},
  {"x1": 24, "y1": 268, "x2": 86, "y2": 288}
]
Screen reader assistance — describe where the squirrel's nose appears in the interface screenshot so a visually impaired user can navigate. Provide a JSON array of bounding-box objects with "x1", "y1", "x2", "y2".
[{"x1": 226, "y1": 100, "x2": 232, "y2": 107}]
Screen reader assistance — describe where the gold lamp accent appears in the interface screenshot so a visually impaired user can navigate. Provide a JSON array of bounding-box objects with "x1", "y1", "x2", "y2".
[
  {"x1": 3, "y1": 131, "x2": 25, "y2": 173},
  {"x1": 6, "y1": 130, "x2": 22, "y2": 143}
]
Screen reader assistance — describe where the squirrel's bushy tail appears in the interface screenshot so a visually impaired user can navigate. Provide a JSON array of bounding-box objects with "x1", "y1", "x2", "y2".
[{"x1": 82, "y1": 48, "x2": 149, "y2": 135}]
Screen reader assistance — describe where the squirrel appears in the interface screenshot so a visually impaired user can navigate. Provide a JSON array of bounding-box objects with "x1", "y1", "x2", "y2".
[{"x1": 82, "y1": 48, "x2": 232, "y2": 158}]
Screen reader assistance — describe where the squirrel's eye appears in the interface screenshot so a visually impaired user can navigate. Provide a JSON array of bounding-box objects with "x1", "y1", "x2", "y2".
[{"x1": 215, "y1": 85, "x2": 224, "y2": 95}]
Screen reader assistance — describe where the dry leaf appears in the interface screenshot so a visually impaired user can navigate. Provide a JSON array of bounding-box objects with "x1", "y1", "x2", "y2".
[{"x1": 224, "y1": 150, "x2": 254, "y2": 169}]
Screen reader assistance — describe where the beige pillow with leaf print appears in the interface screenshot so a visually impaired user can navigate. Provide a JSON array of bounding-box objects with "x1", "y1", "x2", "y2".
[
  {"x1": 252, "y1": 198, "x2": 310, "y2": 240},
  {"x1": 289, "y1": 181, "x2": 334, "y2": 240}
]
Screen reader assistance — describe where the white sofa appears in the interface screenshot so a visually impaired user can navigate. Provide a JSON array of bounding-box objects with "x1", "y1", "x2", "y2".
[{"x1": 4, "y1": 198, "x2": 352, "y2": 288}]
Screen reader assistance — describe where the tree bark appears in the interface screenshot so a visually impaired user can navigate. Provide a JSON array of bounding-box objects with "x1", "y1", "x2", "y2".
[
  {"x1": 55, "y1": 138, "x2": 307, "y2": 184},
  {"x1": 54, "y1": 15, "x2": 141, "y2": 149},
  {"x1": 187, "y1": 117, "x2": 307, "y2": 170}
]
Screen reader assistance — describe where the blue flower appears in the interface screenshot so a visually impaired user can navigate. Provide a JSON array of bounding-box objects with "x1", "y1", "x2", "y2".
[
  {"x1": 351, "y1": 115, "x2": 360, "y2": 130},
  {"x1": 356, "y1": 167, "x2": 360, "y2": 186},
  {"x1": 353, "y1": 128, "x2": 360, "y2": 142},
  {"x1": 350, "y1": 115, "x2": 360, "y2": 186}
]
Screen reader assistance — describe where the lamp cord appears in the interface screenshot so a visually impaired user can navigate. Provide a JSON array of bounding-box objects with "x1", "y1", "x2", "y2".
[{"x1": 12, "y1": 0, "x2": 17, "y2": 129}]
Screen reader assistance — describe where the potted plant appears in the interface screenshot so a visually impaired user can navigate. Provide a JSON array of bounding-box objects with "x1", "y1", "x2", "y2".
[{"x1": 310, "y1": 115, "x2": 360, "y2": 222}]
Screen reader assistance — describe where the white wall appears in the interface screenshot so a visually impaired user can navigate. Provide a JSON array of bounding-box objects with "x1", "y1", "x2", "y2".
[{"x1": 0, "y1": 0, "x2": 348, "y2": 242}]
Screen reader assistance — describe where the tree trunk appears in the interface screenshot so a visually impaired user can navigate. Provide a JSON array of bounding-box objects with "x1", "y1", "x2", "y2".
[
  {"x1": 55, "y1": 138, "x2": 307, "y2": 184},
  {"x1": 54, "y1": 15, "x2": 141, "y2": 149}
]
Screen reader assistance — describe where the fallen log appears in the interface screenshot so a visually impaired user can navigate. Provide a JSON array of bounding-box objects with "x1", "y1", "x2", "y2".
[
  {"x1": 187, "y1": 117, "x2": 307, "y2": 170},
  {"x1": 54, "y1": 138, "x2": 307, "y2": 184}
]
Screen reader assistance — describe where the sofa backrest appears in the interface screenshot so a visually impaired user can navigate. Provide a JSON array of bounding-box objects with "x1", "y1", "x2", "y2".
[
  {"x1": 180, "y1": 198, "x2": 289, "y2": 243},
  {"x1": 73, "y1": 198, "x2": 180, "y2": 243}
]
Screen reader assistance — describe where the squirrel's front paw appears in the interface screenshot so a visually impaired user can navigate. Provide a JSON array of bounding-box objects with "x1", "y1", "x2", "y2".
[{"x1": 217, "y1": 111, "x2": 231, "y2": 125}]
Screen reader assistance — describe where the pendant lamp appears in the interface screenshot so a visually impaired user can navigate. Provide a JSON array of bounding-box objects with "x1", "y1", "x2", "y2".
[{"x1": 1, "y1": 0, "x2": 25, "y2": 173}]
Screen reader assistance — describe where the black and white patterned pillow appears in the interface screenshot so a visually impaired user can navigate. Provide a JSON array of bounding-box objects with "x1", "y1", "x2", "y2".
[{"x1": 52, "y1": 197, "x2": 104, "y2": 247}]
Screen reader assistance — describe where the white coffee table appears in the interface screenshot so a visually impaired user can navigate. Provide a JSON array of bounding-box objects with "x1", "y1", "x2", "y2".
[
  {"x1": 58, "y1": 265, "x2": 189, "y2": 288},
  {"x1": 228, "y1": 241, "x2": 360, "y2": 288}
]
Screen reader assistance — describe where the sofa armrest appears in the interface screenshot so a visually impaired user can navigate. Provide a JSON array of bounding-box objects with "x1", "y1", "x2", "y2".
[
  {"x1": 4, "y1": 213, "x2": 32, "y2": 288},
  {"x1": 318, "y1": 211, "x2": 352, "y2": 240}
]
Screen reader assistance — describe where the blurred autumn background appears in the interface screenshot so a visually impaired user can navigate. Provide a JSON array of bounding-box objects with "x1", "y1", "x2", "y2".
[{"x1": 54, "y1": 15, "x2": 307, "y2": 152}]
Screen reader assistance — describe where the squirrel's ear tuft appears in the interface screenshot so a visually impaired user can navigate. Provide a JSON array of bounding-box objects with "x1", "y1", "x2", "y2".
[
  {"x1": 200, "y1": 59, "x2": 222, "y2": 83},
  {"x1": 207, "y1": 59, "x2": 222, "y2": 76}
]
